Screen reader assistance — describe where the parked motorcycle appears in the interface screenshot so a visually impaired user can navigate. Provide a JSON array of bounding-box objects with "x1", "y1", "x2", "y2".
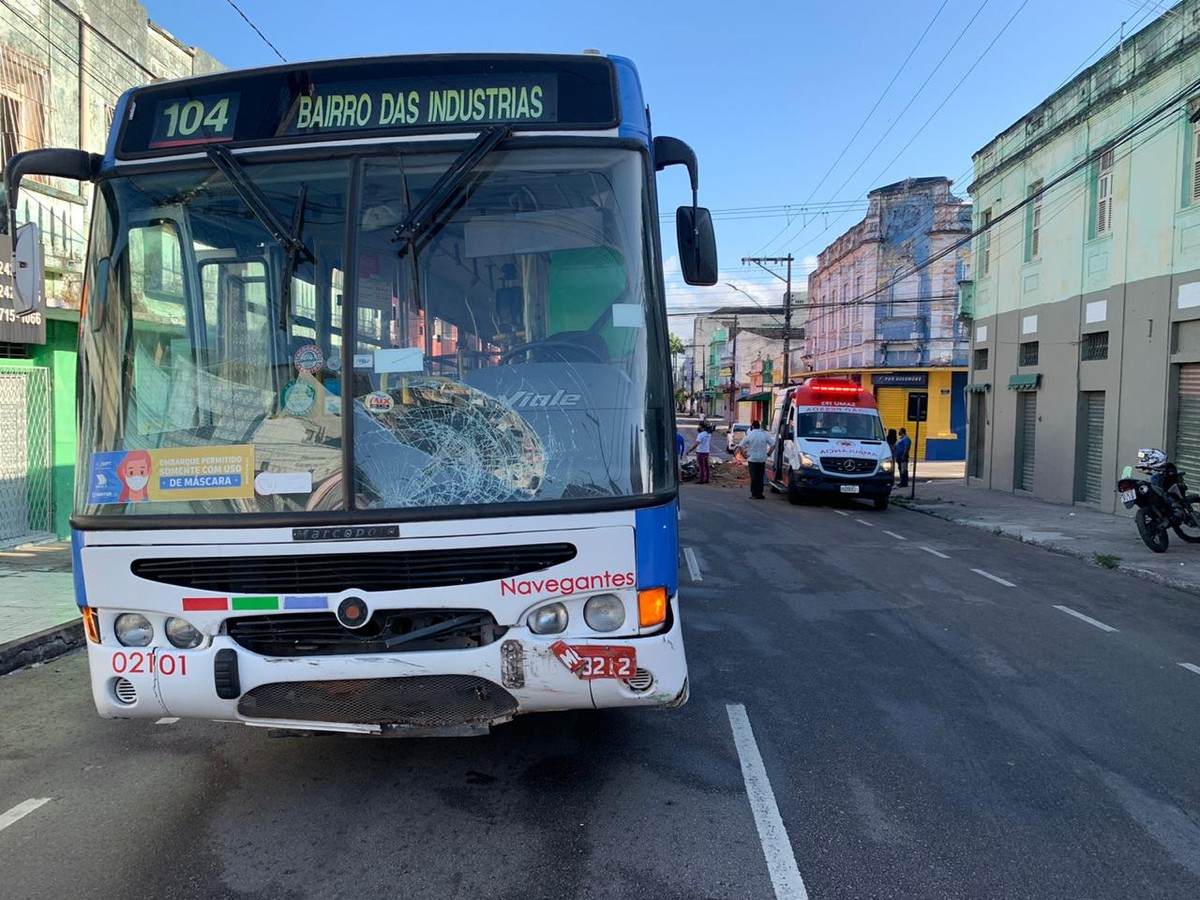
[
  {"x1": 1116, "y1": 448, "x2": 1200, "y2": 552},
  {"x1": 680, "y1": 457, "x2": 699, "y2": 482}
]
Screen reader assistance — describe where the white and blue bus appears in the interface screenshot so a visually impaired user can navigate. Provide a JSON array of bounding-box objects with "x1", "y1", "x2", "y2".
[{"x1": 5, "y1": 52, "x2": 717, "y2": 735}]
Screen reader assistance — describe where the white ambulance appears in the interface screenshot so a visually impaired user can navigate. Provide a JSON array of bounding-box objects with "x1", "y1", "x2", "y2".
[{"x1": 767, "y1": 378, "x2": 896, "y2": 509}]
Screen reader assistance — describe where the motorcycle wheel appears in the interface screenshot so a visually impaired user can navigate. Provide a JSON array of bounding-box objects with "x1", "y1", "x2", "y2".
[
  {"x1": 1136, "y1": 508, "x2": 1170, "y2": 553},
  {"x1": 1172, "y1": 498, "x2": 1200, "y2": 542}
]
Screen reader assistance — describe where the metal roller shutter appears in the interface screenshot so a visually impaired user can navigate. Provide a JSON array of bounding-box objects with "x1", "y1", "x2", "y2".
[
  {"x1": 1016, "y1": 392, "x2": 1037, "y2": 491},
  {"x1": 969, "y1": 393, "x2": 987, "y2": 479},
  {"x1": 1082, "y1": 392, "x2": 1105, "y2": 503},
  {"x1": 1175, "y1": 365, "x2": 1200, "y2": 477}
]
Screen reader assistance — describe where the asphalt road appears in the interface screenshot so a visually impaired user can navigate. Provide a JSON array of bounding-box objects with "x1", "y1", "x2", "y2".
[{"x1": 3, "y1": 485, "x2": 1200, "y2": 899}]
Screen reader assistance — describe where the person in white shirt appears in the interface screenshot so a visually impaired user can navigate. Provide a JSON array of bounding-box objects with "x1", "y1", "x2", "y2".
[
  {"x1": 687, "y1": 425, "x2": 712, "y2": 484},
  {"x1": 735, "y1": 420, "x2": 776, "y2": 499}
]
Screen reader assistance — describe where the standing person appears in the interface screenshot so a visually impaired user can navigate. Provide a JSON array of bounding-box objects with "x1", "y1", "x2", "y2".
[
  {"x1": 895, "y1": 427, "x2": 912, "y2": 488},
  {"x1": 886, "y1": 428, "x2": 897, "y2": 459},
  {"x1": 688, "y1": 424, "x2": 712, "y2": 484},
  {"x1": 676, "y1": 429, "x2": 686, "y2": 476},
  {"x1": 735, "y1": 419, "x2": 775, "y2": 500}
]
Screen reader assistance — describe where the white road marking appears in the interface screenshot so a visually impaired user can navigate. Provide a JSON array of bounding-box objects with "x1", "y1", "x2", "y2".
[
  {"x1": 1179, "y1": 663, "x2": 1200, "y2": 676},
  {"x1": 883, "y1": 531, "x2": 907, "y2": 541},
  {"x1": 855, "y1": 518, "x2": 875, "y2": 528},
  {"x1": 834, "y1": 509, "x2": 850, "y2": 517},
  {"x1": 726, "y1": 704, "x2": 809, "y2": 900},
  {"x1": 684, "y1": 547, "x2": 702, "y2": 582},
  {"x1": 155, "y1": 717, "x2": 180, "y2": 725},
  {"x1": 0, "y1": 798, "x2": 51, "y2": 834},
  {"x1": 920, "y1": 546, "x2": 950, "y2": 559},
  {"x1": 1053, "y1": 605, "x2": 1119, "y2": 633},
  {"x1": 972, "y1": 568, "x2": 1016, "y2": 588}
]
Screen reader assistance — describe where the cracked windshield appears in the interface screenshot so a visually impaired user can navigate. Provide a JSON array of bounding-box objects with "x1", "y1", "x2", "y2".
[{"x1": 75, "y1": 148, "x2": 667, "y2": 515}]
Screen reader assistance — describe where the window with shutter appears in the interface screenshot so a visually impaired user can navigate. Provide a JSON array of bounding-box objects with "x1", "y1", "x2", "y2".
[
  {"x1": 1097, "y1": 149, "x2": 1114, "y2": 235},
  {"x1": 1027, "y1": 182, "x2": 1043, "y2": 261},
  {"x1": 1192, "y1": 122, "x2": 1200, "y2": 203}
]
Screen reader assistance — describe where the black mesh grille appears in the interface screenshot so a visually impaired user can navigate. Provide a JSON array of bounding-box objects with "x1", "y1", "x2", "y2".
[
  {"x1": 131, "y1": 543, "x2": 576, "y2": 593},
  {"x1": 238, "y1": 675, "x2": 519, "y2": 726},
  {"x1": 227, "y1": 609, "x2": 506, "y2": 656},
  {"x1": 821, "y1": 457, "x2": 878, "y2": 474}
]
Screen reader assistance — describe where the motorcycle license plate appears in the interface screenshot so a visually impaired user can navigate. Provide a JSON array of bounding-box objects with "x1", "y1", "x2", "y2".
[
  {"x1": 1120, "y1": 489, "x2": 1136, "y2": 505},
  {"x1": 839, "y1": 485, "x2": 860, "y2": 494},
  {"x1": 550, "y1": 641, "x2": 637, "y2": 680}
]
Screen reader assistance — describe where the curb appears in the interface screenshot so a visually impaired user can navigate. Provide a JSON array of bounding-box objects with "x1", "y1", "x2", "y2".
[
  {"x1": 895, "y1": 497, "x2": 1200, "y2": 597},
  {"x1": 0, "y1": 620, "x2": 85, "y2": 677}
]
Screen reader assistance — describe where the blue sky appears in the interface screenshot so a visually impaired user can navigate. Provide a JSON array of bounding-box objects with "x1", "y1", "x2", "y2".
[{"x1": 142, "y1": 0, "x2": 1172, "y2": 333}]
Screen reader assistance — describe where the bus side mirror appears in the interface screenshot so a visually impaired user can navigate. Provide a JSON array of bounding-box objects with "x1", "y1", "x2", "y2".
[
  {"x1": 12, "y1": 222, "x2": 43, "y2": 315},
  {"x1": 676, "y1": 206, "x2": 718, "y2": 286}
]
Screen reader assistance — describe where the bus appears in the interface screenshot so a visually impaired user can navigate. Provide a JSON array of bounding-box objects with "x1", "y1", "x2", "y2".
[{"x1": 5, "y1": 52, "x2": 718, "y2": 736}]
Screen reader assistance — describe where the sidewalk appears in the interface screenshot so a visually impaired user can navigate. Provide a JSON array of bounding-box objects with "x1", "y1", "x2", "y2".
[
  {"x1": 0, "y1": 541, "x2": 82, "y2": 676},
  {"x1": 896, "y1": 468, "x2": 1200, "y2": 596}
]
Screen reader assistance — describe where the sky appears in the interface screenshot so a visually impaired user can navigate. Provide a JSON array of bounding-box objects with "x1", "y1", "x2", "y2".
[{"x1": 141, "y1": 0, "x2": 1175, "y2": 338}]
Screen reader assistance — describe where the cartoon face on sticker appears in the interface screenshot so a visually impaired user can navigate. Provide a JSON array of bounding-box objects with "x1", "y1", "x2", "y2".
[
  {"x1": 364, "y1": 391, "x2": 394, "y2": 415},
  {"x1": 282, "y1": 380, "x2": 317, "y2": 416},
  {"x1": 117, "y1": 450, "x2": 153, "y2": 502},
  {"x1": 293, "y1": 343, "x2": 324, "y2": 373}
]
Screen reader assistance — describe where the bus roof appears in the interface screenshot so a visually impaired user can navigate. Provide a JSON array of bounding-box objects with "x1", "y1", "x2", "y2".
[{"x1": 109, "y1": 52, "x2": 649, "y2": 163}]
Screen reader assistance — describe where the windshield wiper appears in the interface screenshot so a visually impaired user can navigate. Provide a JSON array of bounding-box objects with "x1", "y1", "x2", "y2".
[
  {"x1": 206, "y1": 145, "x2": 313, "y2": 329},
  {"x1": 392, "y1": 125, "x2": 510, "y2": 258}
]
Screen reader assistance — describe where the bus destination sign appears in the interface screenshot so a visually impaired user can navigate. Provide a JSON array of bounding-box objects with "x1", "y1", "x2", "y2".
[{"x1": 119, "y1": 56, "x2": 614, "y2": 157}]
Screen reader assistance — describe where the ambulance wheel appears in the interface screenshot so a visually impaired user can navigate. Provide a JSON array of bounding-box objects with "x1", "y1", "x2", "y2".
[
  {"x1": 873, "y1": 495, "x2": 889, "y2": 511},
  {"x1": 787, "y1": 471, "x2": 803, "y2": 505}
]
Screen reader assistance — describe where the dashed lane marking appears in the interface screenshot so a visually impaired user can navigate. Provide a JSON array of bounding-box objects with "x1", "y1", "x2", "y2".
[
  {"x1": 883, "y1": 531, "x2": 907, "y2": 541},
  {"x1": 684, "y1": 547, "x2": 702, "y2": 582},
  {"x1": 855, "y1": 518, "x2": 875, "y2": 528},
  {"x1": 1179, "y1": 663, "x2": 1200, "y2": 676},
  {"x1": 920, "y1": 546, "x2": 951, "y2": 559},
  {"x1": 155, "y1": 717, "x2": 180, "y2": 725},
  {"x1": 1053, "y1": 605, "x2": 1119, "y2": 633},
  {"x1": 972, "y1": 568, "x2": 1016, "y2": 588},
  {"x1": 726, "y1": 704, "x2": 810, "y2": 900},
  {"x1": 834, "y1": 510, "x2": 850, "y2": 517},
  {"x1": 0, "y1": 799, "x2": 51, "y2": 834}
]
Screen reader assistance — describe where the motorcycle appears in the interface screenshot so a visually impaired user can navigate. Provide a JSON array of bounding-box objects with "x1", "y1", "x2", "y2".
[
  {"x1": 680, "y1": 457, "x2": 699, "y2": 482},
  {"x1": 1116, "y1": 448, "x2": 1200, "y2": 552}
]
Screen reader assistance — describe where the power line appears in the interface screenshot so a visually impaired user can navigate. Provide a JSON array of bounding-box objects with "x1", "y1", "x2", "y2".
[{"x1": 223, "y1": 0, "x2": 287, "y2": 63}]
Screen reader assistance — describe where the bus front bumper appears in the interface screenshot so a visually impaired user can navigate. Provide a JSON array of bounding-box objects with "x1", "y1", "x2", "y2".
[{"x1": 86, "y1": 599, "x2": 687, "y2": 734}]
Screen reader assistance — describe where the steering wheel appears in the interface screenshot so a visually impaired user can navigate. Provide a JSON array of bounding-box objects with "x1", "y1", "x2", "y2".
[{"x1": 498, "y1": 338, "x2": 605, "y2": 365}]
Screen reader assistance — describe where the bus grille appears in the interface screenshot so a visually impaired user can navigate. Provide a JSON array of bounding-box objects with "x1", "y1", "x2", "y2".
[
  {"x1": 131, "y1": 543, "x2": 576, "y2": 593},
  {"x1": 820, "y1": 457, "x2": 878, "y2": 475},
  {"x1": 237, "y1": 675, "x2": 519, "y2": 726},
  {"x1": 227, "y1": 609, "x2": 506, "y2": 656}
]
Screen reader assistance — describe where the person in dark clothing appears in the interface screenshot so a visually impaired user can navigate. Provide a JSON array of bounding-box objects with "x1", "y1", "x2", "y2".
[{"x1": 895, "y1": 427, "x2": 911, "y2": 487}]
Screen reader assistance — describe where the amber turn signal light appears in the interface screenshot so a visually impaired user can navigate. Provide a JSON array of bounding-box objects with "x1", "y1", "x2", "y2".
[
  {"x1": 637, "y1": 587, "x2": 667, "y2": 628},
  {"x1": 82, "y1": 606, "x2": 100, "y2": 644}
]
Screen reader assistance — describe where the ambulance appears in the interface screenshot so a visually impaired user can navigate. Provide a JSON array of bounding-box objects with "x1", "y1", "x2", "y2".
[{"x1": 767, "y1": 378, "x2": 896, "y2": 509}]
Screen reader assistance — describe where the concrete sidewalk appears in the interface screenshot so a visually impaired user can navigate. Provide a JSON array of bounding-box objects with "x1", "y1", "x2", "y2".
[
  {"x1": 3, "y1": 465, "x2": 1199, "y2": 676},
  {"x1": 896, "y1": 471, "x2": 1200, "y2": 596},
  {"x1": 0, "y1": 541, "x2": 82, "y2": 676}
]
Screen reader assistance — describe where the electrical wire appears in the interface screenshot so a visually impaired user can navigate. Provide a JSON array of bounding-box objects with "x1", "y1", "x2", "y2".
[{"x1": 222, "y1": 0, "x2": 287, "y2": 63}]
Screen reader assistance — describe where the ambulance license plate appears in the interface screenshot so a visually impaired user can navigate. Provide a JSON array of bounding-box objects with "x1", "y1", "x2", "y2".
[
  {"x1": 839, "y1": 485, "x2": 860, "y2": 494},
  {"x1": 550, "y1": 641, "x2": 637, "y2": 680}
]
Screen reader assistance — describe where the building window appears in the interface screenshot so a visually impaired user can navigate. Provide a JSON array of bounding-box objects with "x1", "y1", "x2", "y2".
[
  {"x1": 1027, "y1": 181, "x2": 1043, "y2": 260},
  {"x1": 1081, "y1": 331, "x2": 1109, "y2": 361},
  {"x1": 980, "y1": 209, "x2": 992, "y2": 274},
  {"x1": 1192, "y1": 121, "x2": 1200, "y2": 204},
  {"x1": 973, "y1": 347, "x2": 989, "y2": 370},
  {"x1": 1019, "y1": 340, "x2": 1039, "y2": 366},
  {"x1": 0, "y1": 47, "x2": 47, "y2": 171},
  {"x1": 1096, "y1": 149, "x2": 1114, "y2": 236}
]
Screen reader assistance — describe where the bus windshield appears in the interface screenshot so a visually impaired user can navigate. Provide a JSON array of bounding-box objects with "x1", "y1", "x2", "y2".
[{"x1": 75, "y1": 145, "x2": 673, "y2": 518}]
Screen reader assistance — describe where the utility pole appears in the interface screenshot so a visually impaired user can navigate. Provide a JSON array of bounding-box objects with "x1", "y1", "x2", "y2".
[
  {"x1": 742, "y1": 255, "x2": 794, "y2": 388},
  {"x1": 729, "y1": 314, "x2": 738, "y2": 421}
]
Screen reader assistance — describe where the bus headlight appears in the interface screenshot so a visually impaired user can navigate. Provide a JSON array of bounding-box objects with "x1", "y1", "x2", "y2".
[
  {"x1": 114, "y1": 613, "x2": 154, "y2": 647},
  {"x1": 164, "y1": 617, "x2": 203, "y2": 649},
  {"x1": 529, "y1": 602, "x2": 568, "y2": 635},
  {"x1": 584, "y1": 594, "x2": 625, "y2": 632},
  {"x1": 880, "y1": 457, "x2": 895, "y2": 473}
]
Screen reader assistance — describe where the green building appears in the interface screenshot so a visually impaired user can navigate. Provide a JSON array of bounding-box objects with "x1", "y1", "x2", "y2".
[{"x1": 964, "y1": 1, "x2": 1200, "y2": 510}]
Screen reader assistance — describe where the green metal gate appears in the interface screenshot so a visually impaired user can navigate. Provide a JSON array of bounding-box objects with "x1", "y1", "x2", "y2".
[{"x1": 0, "y1": 366, "x2": 53, "y2": 546}]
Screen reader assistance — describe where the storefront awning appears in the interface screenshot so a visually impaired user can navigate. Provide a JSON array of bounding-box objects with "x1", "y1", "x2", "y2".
[
  {"x1": 744, "y1": 391, "x2": 773, "y2": 402},
  {"x1": 1007, "y1": 374, "x2": 1041, "y2": 390},
  {"x1": 964, "y1": 382, "x2": 990, "y2": 393}
]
